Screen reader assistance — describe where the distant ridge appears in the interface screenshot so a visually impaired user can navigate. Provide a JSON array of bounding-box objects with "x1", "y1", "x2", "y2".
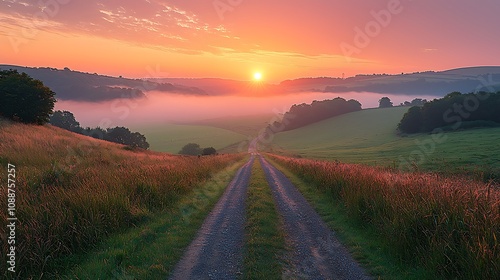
[
  {"x1": 0, "y1": 65, "x2": 206, "y2": 102},
  {"x1": 3, "y1": 65, "x2": 500, "y2": 100},
  {"x1": 440, "y1": 66, "x2": 500, "y2": 76},
  {"x1": 283, "y1": 66, "x2": 500, "y2": 96}
]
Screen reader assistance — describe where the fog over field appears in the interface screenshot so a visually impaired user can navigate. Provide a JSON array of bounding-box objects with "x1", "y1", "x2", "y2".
[{"x1": 55, "y1": 91, "x2": 437, "y2": 128}]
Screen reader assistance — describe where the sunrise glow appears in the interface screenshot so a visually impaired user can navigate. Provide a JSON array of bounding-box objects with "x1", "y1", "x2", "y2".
[
  {"x1": 1, "y1": 1, "x2": 499, "y2": 80},
  {"x1": 253, "y1": 72, "x2": 262, "y2": 81}
]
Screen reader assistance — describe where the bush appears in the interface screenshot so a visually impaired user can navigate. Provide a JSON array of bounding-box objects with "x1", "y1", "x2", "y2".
[
  {"x1": 202, "y1": 147, "x2": 217, "y2": 156},
  {"x1": 179, "y1": 143, "x2": 202, "y2": 155}
]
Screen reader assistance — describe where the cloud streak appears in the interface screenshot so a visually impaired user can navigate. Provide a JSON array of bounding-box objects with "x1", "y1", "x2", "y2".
[{"x1": 1, "y1": 0, "x2": 500, "y2": 80}]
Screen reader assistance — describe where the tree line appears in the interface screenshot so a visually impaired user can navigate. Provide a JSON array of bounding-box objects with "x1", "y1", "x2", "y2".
[
  {"x1": 398, "y1": 91, "x2": 500, "y2": 133},
  {"x1": 50, "y1": 110, "x2": 150, "y2": 149},
  {"x1": 271, "y1": 97, "x2": 362, "y2": 131}
]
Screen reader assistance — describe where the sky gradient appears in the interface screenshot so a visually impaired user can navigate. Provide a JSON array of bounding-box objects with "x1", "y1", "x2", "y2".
[{"x1": 1, "y1": 0, "x2": 499, "y2": 82}]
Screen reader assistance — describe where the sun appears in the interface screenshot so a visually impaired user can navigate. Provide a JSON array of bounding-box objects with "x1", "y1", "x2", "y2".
[{"x1": 253, "y1": 72, "x2": 262, "y2": 81}]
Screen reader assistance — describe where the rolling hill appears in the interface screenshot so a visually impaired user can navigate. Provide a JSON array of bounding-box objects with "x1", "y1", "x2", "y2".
[
  {"x1": 6, "y1": 64, "x2": 499, "y2": 102},
  {"x1": 282, "y1": 66, "x2": 500, "y2": 95},
  {"x1": 0, "y1": 65, "x2": 206, "y2": 102},
  {"x1": 272, "y1": 107, "x2": 500, "y2": 174}
]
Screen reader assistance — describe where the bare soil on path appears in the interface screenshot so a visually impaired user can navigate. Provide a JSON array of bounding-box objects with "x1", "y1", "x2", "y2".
[
  {"x1": 169, "y1": 156, "x2": 254, "y2": 280},
  {"x1": 259, "y1": 155, "x2": 371, "y2": 280},
  {"x1": 170, "y1": 154, "x2": 370, "y2": 279}
]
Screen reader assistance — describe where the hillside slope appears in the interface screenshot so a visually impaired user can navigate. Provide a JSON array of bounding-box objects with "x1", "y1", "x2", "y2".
[
  {"x1": 273, "y1": 107, "x2": 408, "y2": 155},
  {"x1": 272, "y1": 107, "x2": 500, "y2": 174},
  {"x1": 0, "y1": 118, "x2": 242, "y2": 277}
]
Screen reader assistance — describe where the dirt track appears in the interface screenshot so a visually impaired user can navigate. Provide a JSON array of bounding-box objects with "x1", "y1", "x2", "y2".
[
  {"x1": 169, "y1": 156, "x2": 254, "y2": 280},
  {"x1": 259, "y1": 155, "x2": 370, "y2": 280},
  {"x1": 169, "y1": 154, "x2": 370, "y2": 279}
]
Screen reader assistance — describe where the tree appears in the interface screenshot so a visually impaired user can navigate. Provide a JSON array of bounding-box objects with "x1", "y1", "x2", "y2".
[
  {"x1": 398, "y1": 106, "x2": 423, "y2": 133},
  {"x1": 82, "y1": 126, "x2": 106, "y2": 140},
  {"x1": 105, "y1": 127, "x2": 131, "y2": 145},
  {"x1": 379, "y1": 97, "x2": 393, "y2": 108},
  {"x1": 50, "y1": 110, "x2": 81, "y2": 132},
  {"x1": 202, "y1": 147, "x2": 217, "y2": 156},
  {"x1": 0, "y1": 70, "x2": 56, "y2": 124},
  {"x1": 410, "y1": 98, "x2": 427, "y2": 106},
  {"x1": 129, "y1": 132, "x2": 150, "y2": 149},
  {"x1": 105, "y1": 127, "x2": 150, "y2": 149},
  {"x1": 179, "y1": 143, "x2": 201, "y2": 155}
]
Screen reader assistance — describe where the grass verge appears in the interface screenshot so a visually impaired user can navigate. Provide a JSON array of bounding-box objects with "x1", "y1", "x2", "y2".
[
  {"x1": 0, "y1": 120, "x2": 244, "y2": 278},
  {"x1": 267, "y1": 154, "x2": 499, "y2": 279},
  {"x1": 265, "y1": 155, "x2": 439, "y2": 280},
  {"x1": 57, "y1": 159, "x2": 247, "y2": 279},
  {"x1": 243, "y1": 158, "x2": 286, "y2": 279}
]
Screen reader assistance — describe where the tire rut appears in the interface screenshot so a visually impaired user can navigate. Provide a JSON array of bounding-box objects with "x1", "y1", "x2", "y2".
[
  {"x1": 259, "y1": 155, "x2": 371, "y2": 280},
  {"x1": 169, "y1": 156, "x2": 254, "y2": 280}
]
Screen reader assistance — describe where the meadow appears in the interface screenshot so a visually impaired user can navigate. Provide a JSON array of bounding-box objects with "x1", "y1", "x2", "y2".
[
  {"x1": 272, "y1": 107, "x2": 500, "y2": 178},
  {"x1": 191, "y1": 114, "x2": 274, "y2": 136},
  {"x1": 130, "y1": 123, "x2": 246, "y2": 154},
  {"x1": 267, "y1": 154, "x2": 499, "y2": 279},
  {"x1": 0, "y1": 119, "x2": 243, "y2": 278}
]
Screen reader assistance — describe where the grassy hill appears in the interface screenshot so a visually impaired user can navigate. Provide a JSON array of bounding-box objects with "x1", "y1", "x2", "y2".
[
  {"x1": 131, "y1": 124, "x2": 247, "y2": 154},
  {"x1": 272, "y1": 107, "x2": 500, "y2": 176},
  {"x1": 0, "y1": 118, "x2": 243, "y2": 277}
]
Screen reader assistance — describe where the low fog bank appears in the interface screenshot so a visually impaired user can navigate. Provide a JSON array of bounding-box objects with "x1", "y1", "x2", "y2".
[{"x1": 54, "y1": 91, "x2": 437, "y2": 129}]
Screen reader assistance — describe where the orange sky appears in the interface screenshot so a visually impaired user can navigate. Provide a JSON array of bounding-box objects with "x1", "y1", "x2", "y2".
[{"x1": 1, "y1": 0, "x2": 499, "y2": 82}]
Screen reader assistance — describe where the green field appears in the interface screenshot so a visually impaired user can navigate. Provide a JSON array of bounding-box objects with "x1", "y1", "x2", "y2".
[
  {"x1": 272, "y1": 107, "x2": 500, "y2": 175},
  {"x1": 189, "y1": 114, "x2": 274, "y2": 136},
  {"x1": 133, "y1": 124, "x2": 247, "y2": 154}
]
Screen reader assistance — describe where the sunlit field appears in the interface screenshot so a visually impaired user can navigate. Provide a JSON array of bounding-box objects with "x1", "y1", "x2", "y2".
[
  {"x1": 0, "y1": 118, "x2": 243, "y2": 277},
  {"x1": 272, "y1": 107, "x2": 500, "y2": 179},
  {"x1": 267, "y1": 154, "x2": 500, "y2": 279},
  {"x1": 132, "y1": 124, "x2": 246, "y2": 153}
]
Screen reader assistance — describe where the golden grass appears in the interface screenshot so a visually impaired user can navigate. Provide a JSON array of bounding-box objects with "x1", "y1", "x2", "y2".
[
  {"x1": 268, "y1": 154, "x2": 499, "y2": 280},
  {"x1": 0, "y1": 119, "x2": 243, "y2": 278}
]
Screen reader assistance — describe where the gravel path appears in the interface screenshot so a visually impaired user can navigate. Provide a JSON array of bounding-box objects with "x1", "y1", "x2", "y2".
[
  {"x1": 169, "y1": 156, "x2": 254, "y2": 280},
  {"x1": 259, "y1": 155, "x2": 371, "y2": 280}
]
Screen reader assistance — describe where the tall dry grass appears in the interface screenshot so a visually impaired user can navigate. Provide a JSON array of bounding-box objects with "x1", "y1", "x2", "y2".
[
  {"x1": 0, "y1": 119, "x2": 243, "y2": 278},
  {"x1": 268, "y1": 154, "x2": 499, "y2": 279}
]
